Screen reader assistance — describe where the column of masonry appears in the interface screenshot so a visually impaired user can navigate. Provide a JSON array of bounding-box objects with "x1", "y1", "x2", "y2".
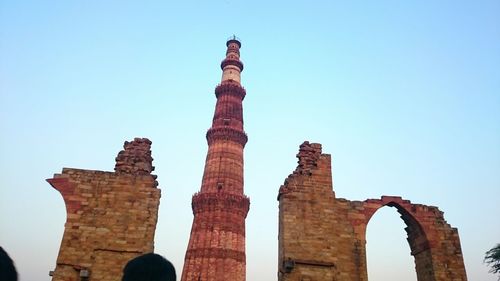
[{"x1": 181, "y1": 37, "x2": 250, "y2": 281}]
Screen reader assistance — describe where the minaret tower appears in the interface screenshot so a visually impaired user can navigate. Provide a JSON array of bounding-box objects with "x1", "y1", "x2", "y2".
[{"x1": 181, "y1": 37, "x2": 250, "y2": 281}]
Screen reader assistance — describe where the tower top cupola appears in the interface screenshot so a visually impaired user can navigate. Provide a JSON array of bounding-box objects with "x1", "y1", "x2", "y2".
[
  {"x1": 221, "y1": 35, "x2": 244, "y2": 83},
  {"x1": 226, "y1": 35, "x2": 241, "y2": 48}
]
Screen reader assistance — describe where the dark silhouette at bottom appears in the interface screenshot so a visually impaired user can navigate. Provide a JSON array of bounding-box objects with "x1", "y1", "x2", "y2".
[
  {"x1": 0, "y1": 247, "x2": 17, "y2": 281},
  {"x1": 122, "y1": 253, "x2": 176, "y2": 281}
]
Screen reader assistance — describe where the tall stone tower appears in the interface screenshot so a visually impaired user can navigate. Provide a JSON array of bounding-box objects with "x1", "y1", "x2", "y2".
[{"x1": 181, "y1": 37, "x2": 250, "y2": 281}]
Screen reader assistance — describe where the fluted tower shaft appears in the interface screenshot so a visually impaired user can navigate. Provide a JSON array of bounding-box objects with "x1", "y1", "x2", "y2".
[{"x1": 181, "y1": 37, "x2": 249, "y2": 281}]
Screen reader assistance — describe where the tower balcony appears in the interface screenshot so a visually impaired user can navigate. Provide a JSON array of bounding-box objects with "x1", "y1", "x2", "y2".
[
  {"x1": 220, "y1": 58, "x2": 244, "y2": 71},
  {"x1": 191, "y1": 192, "x2": 250, "y2": 218},
  {"x1": 215, "y1": 82, "x2": 246, "y2": 100},
  {"x1": 206, "y1": 127, "x2": 248, "y2": 147}
]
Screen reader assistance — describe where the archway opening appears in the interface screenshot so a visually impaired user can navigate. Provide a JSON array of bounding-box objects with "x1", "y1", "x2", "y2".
[{"x1": 366, "y1": 206, "x2": 417, "y2": 281}]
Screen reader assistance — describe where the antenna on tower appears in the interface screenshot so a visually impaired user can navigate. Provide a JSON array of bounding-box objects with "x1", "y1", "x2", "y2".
[{"x1": 228, "y1": 34, "x2": 239, "y2": 41}]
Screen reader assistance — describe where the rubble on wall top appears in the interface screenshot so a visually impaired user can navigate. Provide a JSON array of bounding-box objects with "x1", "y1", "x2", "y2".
[
  {"x1": 296, "y1": 141, "x2": 322, "y2": 175},
  {"x1": 115, "y1": 137, "x2": 155, "y2": 176}
]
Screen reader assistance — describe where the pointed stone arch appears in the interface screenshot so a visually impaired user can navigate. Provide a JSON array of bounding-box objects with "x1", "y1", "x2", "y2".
[
  {"x1": 362, "y1": 197, "x2": 435, "y2": 281},
  {"x1": 355, "y1": 196, "x2": 468, "y2": 280}
]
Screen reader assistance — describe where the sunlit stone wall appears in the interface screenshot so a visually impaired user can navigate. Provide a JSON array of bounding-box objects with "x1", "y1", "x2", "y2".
[
  {"x1": 278, "y1": 141, "x2": 467, "y2": 281},
  {"x1": 47, "y1": 138, "x2": 161, "y2": 281}
]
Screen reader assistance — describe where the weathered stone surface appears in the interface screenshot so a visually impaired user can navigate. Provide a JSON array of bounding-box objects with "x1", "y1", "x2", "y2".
[
  {"x1": 278, "y1": 141, "x2": 467, "y2": 281},
  {"x1": 47, "y1": 138, "x2": 161, "y2": 281}
]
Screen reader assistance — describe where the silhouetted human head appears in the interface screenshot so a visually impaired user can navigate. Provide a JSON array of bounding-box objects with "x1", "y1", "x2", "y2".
[
  {"x1": 0, "y1": 247, "x2": 18, "y2": 281},
  {"x1": 122, "y1": 253, "x2": 176, "y2": 281}
]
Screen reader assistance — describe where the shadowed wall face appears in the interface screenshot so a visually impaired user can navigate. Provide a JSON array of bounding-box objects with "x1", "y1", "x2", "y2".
[
  {"x1": 47, "y1": 138, "x2": 161, "y2": 281},
  {"x1": 278, "y1": 141, "x2": 467, "y2": 281}
]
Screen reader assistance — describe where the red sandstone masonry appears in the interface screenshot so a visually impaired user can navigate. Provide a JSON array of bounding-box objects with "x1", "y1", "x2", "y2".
[
  {"x1": 278, "y1": 141, "x2": 467, "y2": 281},
  {"x1": 181, "y1": 38, "x2": 249, "y2": 281},
  {"x1": 47, "y1": 138, "x2": 161, "y2": 281}
]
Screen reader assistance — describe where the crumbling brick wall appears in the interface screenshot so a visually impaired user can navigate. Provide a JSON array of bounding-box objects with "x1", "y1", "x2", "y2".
[
  {"x1": 47, "y1": 138, "x2": 161, "y2": 281},
  {"x1": 278, "y1": 141, "x2": 467, "y2": 281}
]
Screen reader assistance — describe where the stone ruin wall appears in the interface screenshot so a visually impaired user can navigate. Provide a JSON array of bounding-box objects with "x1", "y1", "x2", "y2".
[
  {"x1": 278, "y1": 141, "x2": 467, "y2": 281},
  {"x1": 47, "y1": 138, "x2": 161, "y2": 281},
  {"x1": 46, "y1": 137, "x2": 468, "y2": 281}
]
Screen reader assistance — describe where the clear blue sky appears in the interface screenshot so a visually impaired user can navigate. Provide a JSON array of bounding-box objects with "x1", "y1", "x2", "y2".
[{"x1": 1, "y1": 1, "x2": 499, "y2": 280}]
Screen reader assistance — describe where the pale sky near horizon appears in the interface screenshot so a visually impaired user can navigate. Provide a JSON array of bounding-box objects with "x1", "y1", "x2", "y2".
[{"x1": 1, "y1": 1, "x2": 499, "y2": 281}]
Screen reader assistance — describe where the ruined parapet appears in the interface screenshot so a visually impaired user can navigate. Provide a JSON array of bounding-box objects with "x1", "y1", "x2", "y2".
[
  {"x1": 278, "y1": 141, "x2": 333, "y2": 199},
  {"x1": 115, "y1": 138, "x2": 155, "y2": 176},
  {"x1": 278, "y1": 142, "x2": 467, "y2": 281},
  {"x1": 296, "y1": 141, "x2": 322, "y2": 174},
  {"x1": 47, "y1": 138, "x2": 161, "y2": 281}
]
